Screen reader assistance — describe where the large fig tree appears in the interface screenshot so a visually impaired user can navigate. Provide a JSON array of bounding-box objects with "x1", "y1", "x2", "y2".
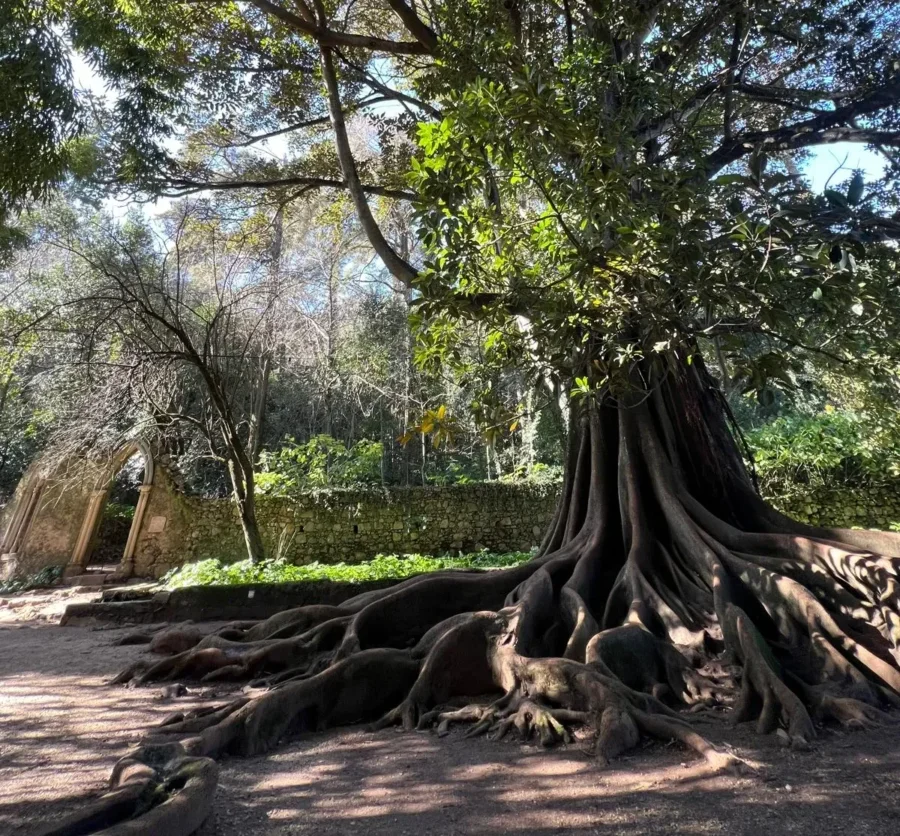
[{"x1": 6, "y1": 1, "x2": 900, "y2": 833}]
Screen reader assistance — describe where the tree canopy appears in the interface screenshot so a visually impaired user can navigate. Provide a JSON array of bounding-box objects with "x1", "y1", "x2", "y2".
[{"x1": 3, "y1": 0, "x2": 900, "y2": 401}]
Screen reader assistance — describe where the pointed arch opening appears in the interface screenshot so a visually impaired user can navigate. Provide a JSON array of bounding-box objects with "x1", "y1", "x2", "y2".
[
  {"x1": 69, "y1": 441, "x2": 155, "y2": 577},
  {"x1": 87, "y1": 452, "x2": 145, "y2": 568}
]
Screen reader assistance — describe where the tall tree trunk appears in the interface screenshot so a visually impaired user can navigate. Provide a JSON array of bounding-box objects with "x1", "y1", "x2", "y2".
[
  {"x1": 91, "y1": 348, "x2": 900, "y2": 835},
  {"x1": 226, "y1": 450, "x2": 266, "y2": 564},
  {"x1": 237, "y1": 486, "x2": 266, "y2": 565},
  {"x1": 399, "y1": 282, "x2": 414, "y2": 487},
  {"x1": 323, "y1": 258, "x2": 337, "y2": 438}
]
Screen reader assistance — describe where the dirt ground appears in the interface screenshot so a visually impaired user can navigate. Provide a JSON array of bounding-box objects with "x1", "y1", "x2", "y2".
[{"x1": 3, "y1": 589, "x2": 900, "y2": 836}]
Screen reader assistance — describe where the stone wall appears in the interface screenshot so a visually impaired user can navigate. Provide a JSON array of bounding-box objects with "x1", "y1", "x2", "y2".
[
  {"x1": 130, "y1": 477, "x2": 560, "y2": 578},
  {"x1": 3, "y1": 445, "x2": 900, "y2": 582},
  {"x1": 0, "y1": 457, "x2": 102, "y2": 577},
  {"x1": 103, "y1": 478, "x2": 900, "y2": 578},
  {"x1": 769, "y1": 484, "x2": 900, "y2": 531}
]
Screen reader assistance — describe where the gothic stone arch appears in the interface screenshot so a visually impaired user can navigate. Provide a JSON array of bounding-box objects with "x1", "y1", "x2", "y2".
[
  {"x1": 67, "y1": 441, "x2": 155, "y2": 577},
  {"x1": 0, "y1": 478, "x2": 47, "y2": 579}
]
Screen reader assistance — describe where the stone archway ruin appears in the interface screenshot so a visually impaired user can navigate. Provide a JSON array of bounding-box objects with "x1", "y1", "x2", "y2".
[
  {"x1": 66, "y1": 441, "x2": 155, "y2": 578},
  {"x1": 0, "y1": 479, "x2": 46, "y2": 576}
]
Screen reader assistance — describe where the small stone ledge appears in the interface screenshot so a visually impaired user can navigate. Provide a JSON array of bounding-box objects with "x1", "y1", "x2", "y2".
[{"x1": 60, "y1": 577, "x2": 410, "y2": 626}]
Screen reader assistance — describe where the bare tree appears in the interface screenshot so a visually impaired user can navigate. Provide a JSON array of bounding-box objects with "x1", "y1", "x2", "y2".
[{"x1": 40, "y1": 199, "x2": 294, "y2": 562}]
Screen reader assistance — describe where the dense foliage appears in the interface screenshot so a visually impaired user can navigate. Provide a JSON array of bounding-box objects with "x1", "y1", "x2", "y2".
[
  {"x1": 2, "y1": 0, "x2": 900, "y2": 550},
  {"x1": 257, "y1": 435, "x2": 384, "y2": 493},
  {"x1": 748, "y1": 409, "x2": 900, "y2": 494},
  {"x1": 0, "y1": 1, "x2": 78, "y2": 248},
  {"x1": 0, "y1": 192, "x2": 566, "y2": 509},
  {"x1": 161, "y1": 549, "x2": 533, "y2": 588}
]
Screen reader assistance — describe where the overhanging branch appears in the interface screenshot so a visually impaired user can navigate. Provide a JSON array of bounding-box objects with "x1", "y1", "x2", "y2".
[
  {"x1": 154, "y1": 174, "x2": 416, "y2": 201},
  {"x1": 385, "y1": 0, "x2": 438, "y2": 52},
  {"x1": 247, "y1": 0, "x2": 431, "y2": 55},
  {"x1": 702, "y1": 77, "x2": 900, "y2": 175},
  {"x1": 319, "y1": 45, "x2": 419, "y2": 287}
]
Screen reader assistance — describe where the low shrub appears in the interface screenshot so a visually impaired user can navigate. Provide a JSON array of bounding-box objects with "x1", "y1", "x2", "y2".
[
  {"x1": 161, "y1": 549, "x2": 534, "y2": 589},
  {"x1": 257, "y1": 435, "x2": 383, "y2": 494},
  {"x1": 0, "y1": 564, "x2": 64, "y2": 596},
  {"x1": 747, "y1": 409, "x2": 900, "y2": 495}
]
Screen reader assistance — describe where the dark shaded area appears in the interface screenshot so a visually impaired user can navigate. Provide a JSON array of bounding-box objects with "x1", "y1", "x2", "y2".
[
  {"x1": 61, "y1": 576, "x2": 414, "y2": 626},
  {"x1": 87, "y1": 455, "x2": 145, "y2": 567}
]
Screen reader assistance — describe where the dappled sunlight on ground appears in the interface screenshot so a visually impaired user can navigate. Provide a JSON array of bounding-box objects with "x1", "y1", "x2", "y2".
[
  {"x1": 198, "y1": 721, "x2": 900, "y2": 836},
  {"x1": 0, "y1": 616, "x2": 232, "y2": 834},
  {"x1": 0, "y1": 609, "x2": 899, "y2": 835}
]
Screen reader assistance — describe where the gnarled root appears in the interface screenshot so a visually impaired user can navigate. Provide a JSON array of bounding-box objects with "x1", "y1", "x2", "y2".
[
  {"x1": 714, "y1": 568, "x2": 815, "y2": 747},
  {"x1": 34, "y1": 742, "x2": 217, "y2": 836},
  {"x1": 114, "y1": 617, "x2": 354, "y2": 685},
  {"x1": 432, "y1": 697, "x2": 577, "y2": 745},
  {"x1": 808, "y1": 686, "x2": 897, "y2": 730},
  {"x1": 374, "y1": 611, "x2": 499, "y2": 730},
  {"x1": 382, "y1": 605, "x2": 736, "y2": 769},
  {"x1": 586, "y1": 624, "x2": 726, "y2": 705},
  {"x1": 149, "y1": 649, "x2": 421, "y2": 759},
  {"x1": 411, "y1": 657, "x2": 735, "y2": 768},
  {"x1": 113, "y1": 561, "x2": 547, "y2": 688}
]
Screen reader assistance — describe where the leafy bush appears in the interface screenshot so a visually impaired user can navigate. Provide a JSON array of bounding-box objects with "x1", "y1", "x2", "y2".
[
  {"x1": 0, "y1": 564, "x2": 64, "y2": 596},
  {"x1": 425, "y1": 457, "x2": 479, "y2": 485},
  {"x1": 162, "y1": 549, "x2": 533, "y2": 589},
  {"x1": 257, "y1": 435, "x2": 383, "y2": 495},
  {"x1": 103, "y1": 501, "x2": 135, "y2": 521},
  {"x1": 747, "y1": 409, "x2": 900, "y2": 494},
  {"x1": 499, "y1": 462, "x2": 564, "y2": 484}
]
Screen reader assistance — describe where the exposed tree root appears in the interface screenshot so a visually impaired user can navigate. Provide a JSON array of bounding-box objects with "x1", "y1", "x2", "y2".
[
  {"x1": 585, "y1": 623, "x2": 726, "y2": 705},
  {"x1": 34, "y1": 742, "x2": 218, "y2": 836},
  {"x1": 55, "y1": 361, "x2": 900, "y2": 832}
]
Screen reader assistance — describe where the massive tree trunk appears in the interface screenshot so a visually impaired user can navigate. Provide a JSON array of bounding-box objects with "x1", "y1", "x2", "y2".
[{"x1": 52, "y1": 352, "x2": 900, "y2": 836}]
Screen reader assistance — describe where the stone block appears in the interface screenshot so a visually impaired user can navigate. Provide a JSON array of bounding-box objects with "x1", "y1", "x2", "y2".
[{"x1": 65, "y1": 572, "x2": 110, "y2": 587}]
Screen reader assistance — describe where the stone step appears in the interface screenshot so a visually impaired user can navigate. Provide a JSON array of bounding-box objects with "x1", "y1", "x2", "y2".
[{"x1": 65, "y1": 573, "x2": 114, "y2": 587}]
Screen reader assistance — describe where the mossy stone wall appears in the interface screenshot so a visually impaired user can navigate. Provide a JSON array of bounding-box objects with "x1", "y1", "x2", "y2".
[
  {"x1": 130, "y1": 479, "x2": 560, "y2": 578},
  {"x1": 768, "y1": 484, "x2": 900, "y2": 530},
  {"x1": 4, "y1": 452, "x2": 899, "y2": 581},
  {"x1": 129, "y1": 479, "x2": 900, "y2": 579}
]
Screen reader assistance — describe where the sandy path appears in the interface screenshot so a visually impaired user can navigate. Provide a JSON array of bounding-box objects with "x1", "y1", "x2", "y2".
[
  {"x1": 0, "y1": 590, "x2": 235, "y2": 834},
  {"x1": 200, "y1": 723, "x2": 900, "y2": 836},
  {"x1": 2, "y1": 592, "x2": 900, "y2": 835}
]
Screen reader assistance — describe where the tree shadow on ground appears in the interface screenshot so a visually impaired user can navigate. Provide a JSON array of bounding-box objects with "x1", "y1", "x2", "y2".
[
  {"x1": 199, "y1": 721, "x2": 900, "y2": 836},
  {"x1": 3, "y1": 622, "x2": 900, "y2": 836},
  {"x1": 0, "y1": 622, "x2": 233, "y2": 835}
]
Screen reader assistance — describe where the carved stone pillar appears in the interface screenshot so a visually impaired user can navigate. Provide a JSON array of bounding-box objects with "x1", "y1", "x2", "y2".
[
  {"x1": 67, "y1": 489, "x2": 108, "y2": 574},
  {"x1": 0, "y1": 491, "x2": 29, "y2": 555},
  {"x1": 119, "y1": 484, "x2": 152, "y2": 577},
  {"x1": 1, "y1": 483, "x2": 43, "y2": 556}
]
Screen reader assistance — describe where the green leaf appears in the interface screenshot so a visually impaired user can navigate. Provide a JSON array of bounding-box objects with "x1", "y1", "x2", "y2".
[
  {"x1": 824, "y1": 189, "x2": 849, "y2": 209},
  {"x1": 847, "y1": 171, "x2": 865, "y2": 206}
]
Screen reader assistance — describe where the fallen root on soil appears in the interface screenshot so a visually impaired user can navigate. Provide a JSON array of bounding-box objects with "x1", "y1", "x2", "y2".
[{"x1": 34, "y1": 742, "x2": 218, "y2": 836}]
